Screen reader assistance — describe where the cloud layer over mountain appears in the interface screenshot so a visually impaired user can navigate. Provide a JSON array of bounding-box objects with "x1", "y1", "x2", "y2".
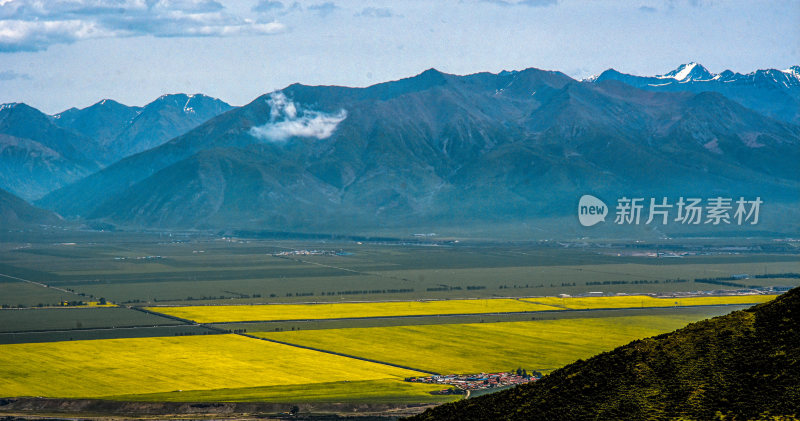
[{"x1": 0, "y1": 0, "x2": 286, "y2": 51}]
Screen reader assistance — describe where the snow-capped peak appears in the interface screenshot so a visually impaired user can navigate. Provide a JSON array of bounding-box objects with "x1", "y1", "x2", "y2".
[
  {"x1": 659, "y1": 62, "x2": 714, "y2": 81},
  {"x1": 783, "y1": 65, "x2": 800, "y2": 79},
  {"x1": 581, "y1": 73, "x2": 601, "y2": 82},
  {"x1": 0, "y1": 102, "x2": 20, "y2": 111}
]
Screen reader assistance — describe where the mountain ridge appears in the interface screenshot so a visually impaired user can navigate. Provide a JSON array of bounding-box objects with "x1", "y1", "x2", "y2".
[
  {"x1": 52, "y1": 93, "x2": 233, "y2": 163},
  {"x1": 35, "y1": 67, "x2": 800, "y2": 235},
  {"x1": 589, "y1": 63, "x2": 800, "y2": 124}
]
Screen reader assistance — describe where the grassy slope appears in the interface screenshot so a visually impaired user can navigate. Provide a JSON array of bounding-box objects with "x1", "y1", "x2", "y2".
[{"x1": 411, "y1": 287, "x2": 800, "y2": 420}]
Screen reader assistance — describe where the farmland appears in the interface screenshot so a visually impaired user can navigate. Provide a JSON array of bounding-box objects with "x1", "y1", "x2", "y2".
[
  {"x1": 0, "y1": 334, "x2": 436, "y2": 400},
  {"x1": 251, "y1": 312, "x2": 746, "y2": 374},
  {"x1": 106, "y1": 379, "x2": 455, "y2": 403},
  {"x1": 0, "y1": 231, "x2": 797, "y2": 412},
  {"x1": 519, "y1": 294, "x2": 775, "y2": 310},
  {"x1": 147, "y1": 294, "x2": 774, "y2": 324},
  {"x1": 147, "y1": 299, "x2": 564, "y2": 323},
  {"x1": 0, "y1": 307, "x2": 179, "y2": 333},
  {"x1": 0, "y1": 232, "x2": 797, "y2": 308}
]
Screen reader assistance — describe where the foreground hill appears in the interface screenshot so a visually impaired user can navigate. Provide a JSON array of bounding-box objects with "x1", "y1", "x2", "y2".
[
  {"x1": 38, "y1": 67, "x2": 800, "y2": 235},
  {"x1": 411, "y1": 288, "x2": 800, "y2": 420},
  {"x1": 0, "y1": 187, "x2": 61, "y2": 228}
]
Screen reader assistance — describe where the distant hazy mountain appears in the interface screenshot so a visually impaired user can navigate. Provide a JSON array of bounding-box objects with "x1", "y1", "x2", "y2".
[
  {"x1": 37, "y1": 67, "x2": 800, "y2": 236},
  {"x1": 0, "y1": 187, "x2": 61, "y2": 228},
  {"x1": 54, "y1": 99, "x2": 142, "y2": 158},
  {"x1": 0, "y1": 103, "x2": 101, "y2": 200},
  {"x1": 0, "y1": 94, "x2": 231, "y2": 202},
  {"x1": 590, "y1": 63, "x2": 800, "y2": 124},
  {"x1": 412, "y1": 287, "x2": 800, "y2": 420},
  {"x1": 54, "y1": 94, "x2": 232, "y2": 163}
]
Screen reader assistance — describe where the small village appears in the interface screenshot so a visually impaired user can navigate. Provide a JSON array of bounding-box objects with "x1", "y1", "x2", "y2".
[
  {"x1": 406, "y1": 371, "x2": 541, "y2": 395},
  {"x1": 272, "y1": 249, "x2": 348, "y2": 257}
]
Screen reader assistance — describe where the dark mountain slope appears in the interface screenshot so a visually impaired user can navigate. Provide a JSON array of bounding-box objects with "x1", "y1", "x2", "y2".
[
  {"x1": 0, "y1": 103, "x2": 99, "y2": 165},
  {"x1": 53, "y1": 94, "x2": 232, "y2": 163},
  {"x1": 0, "y1": 187, "x2": 61, "y2": 228},
  {"x1": 0, "y1": 104, "x2": 101, "y2": 200},
  {"x1": 53, "y1": 99, "x2": 142, "y2": 157},
  {"x1": 110, "y1": 94, "x2": 232, "y2": 160},
  {"x1": 411, "y1": 288, "x2": 800, "y2": 420},
  {"x1": 36, "y1": 95, "x2": 267, "y2": 217}
]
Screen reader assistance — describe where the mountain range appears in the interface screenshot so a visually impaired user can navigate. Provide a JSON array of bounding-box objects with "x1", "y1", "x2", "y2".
[
  {"x1": 589, "y1": 62, "x2": 800, "y2": 124},
  {"x1": 1, "y1": 63, "x2": 797, "y2": 237},
  {"x1": 411, "y1": 286, "x2": 800, "y2": 420},
  {"x1": 53, "y1": 94, "x2": 232, "y2": 162},
  {"x1": 0, "y1": 95, "x2": 231, "y2": 201}
]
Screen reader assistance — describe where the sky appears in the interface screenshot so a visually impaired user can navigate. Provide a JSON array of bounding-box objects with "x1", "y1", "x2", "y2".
[{"x1": 0, "y1": 0, "x2": 798, "y2": 114}]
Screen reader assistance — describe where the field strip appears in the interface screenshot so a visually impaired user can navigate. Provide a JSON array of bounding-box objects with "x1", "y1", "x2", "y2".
[
  {"x1": 518, "y1": 294, "x2": 775, "y2": 310},
  {"x1": 0, "y1": 272, "x2": 74, "y2": 295},
  {"x1": 145, "y1": 299, "x2": 565, "y2": 323},
  {"x1": 145, "y1": 294, "x2": 776, "y2": 324},
  {"x1": 251, "y1": 313, "x2": 733, "y2": 375},
  {"x1": 276, "y1": 255, "x2": 365, "y2": 275},
  {"x1": 0, "y1": 323, "x2": 190, "y2": 335},
  {"x1": 0, "y1": 334, "x2": 427, "y2": 399},
  {"x1": 239, "y1": 332, "x2": 441, "y2": 375},
  {"x1": 274, "y1": 255, "x2": 409, "y2": 284},
  {"x1": 199, "y1": 303, "x2": 757, "y2": 326}
]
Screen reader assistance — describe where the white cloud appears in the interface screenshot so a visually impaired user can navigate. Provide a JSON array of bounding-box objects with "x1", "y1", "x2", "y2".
[
  {"x1": 0, "y1": 0, "x2": 287, "y2": 52},
  {"x1": 249, "y1": 92, "x2": 347, "y2": 142},
  {"x1": 0, "y1": 19, "x2": 117, "y2": 51}
]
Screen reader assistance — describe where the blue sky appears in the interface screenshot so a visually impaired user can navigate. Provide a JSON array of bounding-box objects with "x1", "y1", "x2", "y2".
[{"x1": 0, "y1": 0, "x2": 798, "y2": 114}]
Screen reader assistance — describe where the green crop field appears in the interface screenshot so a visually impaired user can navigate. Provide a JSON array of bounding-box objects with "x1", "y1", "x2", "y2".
[
  {"x1": 0, "y1": 281, "x2": 84, "y2": 307},
  {"x1": 1, "y1": 234, "x2": 796, "y2": 307},
  {"x1": 0, "y1": 307, "x2": 180, "y2": 333},
  {"x1": 253, "y1": 313, "x2": 731, "y2": 374}
]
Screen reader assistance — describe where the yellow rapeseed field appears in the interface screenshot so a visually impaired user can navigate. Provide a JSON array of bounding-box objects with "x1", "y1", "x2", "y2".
[
  {"x1": 520, "y1": 294, "x2": 775, "y2": 310},
  {"x1": 146, "y1": 299, "x2": 563, "y2": 323},
  {"x1": 0, "y1": 334, "x2": 425, "y2": 399},
  {"x1": 147, "y1": 294, "x2": 775, "y2": 323},
  {"x1": 254, "y1": 314, "x2": 729, "y2": 374},
  {"x1": 106, "y1": 379, "x2": 458, "y2": 403}
]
